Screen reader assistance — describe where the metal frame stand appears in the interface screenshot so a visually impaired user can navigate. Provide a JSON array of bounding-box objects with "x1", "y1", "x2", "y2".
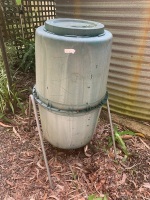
[
  {"x1": 28, "y1": 94, "x2": 117, "y2": 189},
  {"x1": 28, "y1": 94, "x2": 53, "y2": 189},
  {"x1": 106, "y1": 99, "x2": 117, "y2": 159}
]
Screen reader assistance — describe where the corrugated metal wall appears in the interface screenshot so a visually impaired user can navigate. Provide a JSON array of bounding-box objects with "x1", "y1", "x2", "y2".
[{"x1": 55, "y1": 0, "x2": 150, "y2": 121}]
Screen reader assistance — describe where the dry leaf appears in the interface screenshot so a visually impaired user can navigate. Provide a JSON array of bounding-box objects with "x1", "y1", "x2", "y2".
[
  {"x1": 43, "y1": 193, "x2": 47, "y2": 200},
  {"x1": 135, "y1": 133, "x2": 145, "y2": 138},
  {"x1": 118, "y1": 173, "x2": 127, "y2": 185},
  {"x1": 84, "y1": 145, "x2": 91, "y2": 157},
  {"x1": 139, "y1": 138, "x2": 150, "y2": 150},
  {"x1": 49, "y1": 196, "x2": 59, "y2": 200},
  {"x1": 36, "y1": 167, "x2": 40, "y2": 179},
  {"x1": 121, "y1": 135, "x2": 133, "y2": 140},
  {"x1": 4, "y1": 196, "x2": 15, "y2": 200},
  {"x1": 37, "y1": 160, "x2": 45, "y2": 169},
  {"x1": 29, "y1": 196, "x2": 35, "y2": 200},
  {"x1": 0, "y1": 122, "x2": 12, "y2": 128},
  {"x1": 143, "y1": 183, "x2": 150, "y2": 189},
  {"x1": 13, "y1": 127, "x2": 21, "y2": 141},
  {"x1": 6, "y1": 179, "x2": 14, "y2": 187},
  {"x1": 76, "y1": 162, "x2": 83, "y2": 167}
]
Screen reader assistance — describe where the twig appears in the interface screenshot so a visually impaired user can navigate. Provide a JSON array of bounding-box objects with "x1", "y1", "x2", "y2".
[
  {"x1": 94, "y1": 182, "x2": 102, "y2": 195},
  {"x1": 139, "y1": 138, "x2": 150, "y2": 150},
  {"x1": 13, "y1": 127, "x2": 21, "y2": 141},
  {"x1": 0, "y1": 122, "x2": 12, "y2": 128},
  {"x1": 49, "y1": 195, "x2": 59, "y2": 200},
  {"x1": 120, "y1": 162, "x2": 139, "y2": 170}
]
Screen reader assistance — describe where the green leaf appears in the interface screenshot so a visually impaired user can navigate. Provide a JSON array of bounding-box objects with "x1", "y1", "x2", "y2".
[
  {"x1": 88, "y1": 195, "x2": 103, "y2": 200},
  {"x1": 9, "y1": 101, "x2": 14, "y2": 114},
  {"x1": 114, "y1": 125, "x2": 118, "y2": 133},
  {"x1": 0, "y1": 113, "x2": 4, "y2": 119},
  {"x1": 88, "y1": 195, "x2": 96, "y2": 200},
  {"x1": 115, "y1": 132, "x2": 128, "y2": 155},
  {"x1": 103, "y1": 195, "x2": 108, "y2": 200},
  {"x1": 16, "y1": 0, "x2": 21, "y2": 5},
  {"x1": 118, "y1": 130, "x2": 135, "y2": 136},
  {"x1": 108, "y1": 136, "x2": 113, "y2": 147}
]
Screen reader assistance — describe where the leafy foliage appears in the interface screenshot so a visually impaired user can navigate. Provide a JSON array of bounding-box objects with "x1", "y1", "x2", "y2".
[
  {"x1": 108, "y1": 126, "x2": 135, "y2": 155},
  {"x1": 16, "y1": 0, "x2": 21, "y2": 5},
  {"x1": 19, "y1": 40, "x2": 35, "y2": 72},
  {"x1": 0, "y1": 41, "x2": 17, "y2": 69},
  {"x1": 0, "y1": 42, "x2": 25, "y2": 115}
]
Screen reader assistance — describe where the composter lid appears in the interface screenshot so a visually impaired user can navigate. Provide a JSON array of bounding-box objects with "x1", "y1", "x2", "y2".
[{"x1": 45, "y1": 18, "x2": 104, "y2": 36}]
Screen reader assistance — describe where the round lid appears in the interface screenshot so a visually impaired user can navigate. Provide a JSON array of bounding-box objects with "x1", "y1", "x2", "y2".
[{"x1": 45, "y1": 18, "x2": 104, "y2": 36}]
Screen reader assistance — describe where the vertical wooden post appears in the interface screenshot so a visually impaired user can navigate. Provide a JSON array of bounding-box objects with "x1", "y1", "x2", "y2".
[{"x1": 0, "y1": 26, "x2": 12, "y2": 89}]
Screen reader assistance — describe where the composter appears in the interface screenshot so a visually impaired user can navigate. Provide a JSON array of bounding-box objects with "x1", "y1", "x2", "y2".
[{"x1": 35, "y1": 18, "x2": 112, "y2": 149}]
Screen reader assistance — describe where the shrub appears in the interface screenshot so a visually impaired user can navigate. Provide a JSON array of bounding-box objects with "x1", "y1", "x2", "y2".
[
  {"x1": 19, "y1": 39, "x2": 35, "y2": 72},
  {"x1": 0, "y1": 41, "x2": 25, "y2": 115}
]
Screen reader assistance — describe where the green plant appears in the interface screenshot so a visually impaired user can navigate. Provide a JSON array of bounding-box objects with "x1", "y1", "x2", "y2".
[
  {"x1": 0, "y1": 42, "x2": 25, "y2": 115},
  {"x1": 108, "y1": 126, "x2": 135, "y2": 155},
  {"x1": 16, "y1": 0, "x2": 21, "y2": 5},
  {"x1": 19, "y1": 39, "x2": 35, "y2": 72},
  {"x1": 0, "y1": 41, "x2": 17, "y2": 70},
  {"x1": 88, "y1": 194, "x2": 108, "y2": 200},
  {"x1": 0, "y1": 70, "x2": 25, "y2": 114}
]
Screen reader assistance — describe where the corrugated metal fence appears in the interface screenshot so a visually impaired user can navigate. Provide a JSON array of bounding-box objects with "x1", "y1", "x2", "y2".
[{"x1": 56, "y1": 0, "x2": 150, "y2": 120}]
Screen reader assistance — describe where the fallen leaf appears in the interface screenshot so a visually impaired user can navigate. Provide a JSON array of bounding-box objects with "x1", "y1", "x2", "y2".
[
  {"x1": 139, "y1": 138, "x2": 150, "y2": 150},
  {"x1": 121, "y1": 135, "x2": 133, "y2": 140},
  {"x1": 143, "y1": 183, "x2": 150, "y2": 189},
  {"x1": 135, "y1": 133, "x2": 145, "y2": 138},
  {"x1": 6, "y1": 180, "x2": 14, "y2": 187},
  {"x1": 43, "y1": 193, "x2": 47, "y2": 200},
  {"x1": 84, "y1": 145, "x2": 91, "y2": 157},
  {"x1": 117, "y1": 173, "x2": 127, "y2": 185},
  {"x1": 4, "y1": 196, "x2": 15, "y2": 200},
  {"x1": 36, "y1": 167, "x2": 40, "y2": 179},
  {"x1": 13, "y1": 127, "x2": 21, "y2": 141},
  {"x1": 75, "y1": 162, "x2": 83, "y2": 167},
  {"x1": 0, "y1": 122, "x2": 12, "y2": 128},
  {"x1": 49, "y1": 196, "x2": 59, "y2": 200},
  {"x1": 37, "y1": 160, "x2": 45, "y2": 169},
  {"x1": 29, "y1": 196, "x2": 35, "y2": 200}
]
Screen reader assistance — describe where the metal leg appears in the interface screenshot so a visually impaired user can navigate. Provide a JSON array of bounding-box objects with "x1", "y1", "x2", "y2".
[
  {"x1": 106, "y1": 99, "x2": 117, "y2": 159},
  {"x1": 28, "y1": 96, "x2": 32, "y2": 130},
  {"x1": 29, "y1": 94, "x2": 54, "y2": 189}
]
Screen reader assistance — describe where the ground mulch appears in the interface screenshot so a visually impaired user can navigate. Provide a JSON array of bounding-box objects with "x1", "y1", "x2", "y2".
[
  {"x1": 0, "y1": 71, "x2": 150, "y2": 200},
  {"x1": 0, "y1": 113, "x2": 149, "y2": 200}
]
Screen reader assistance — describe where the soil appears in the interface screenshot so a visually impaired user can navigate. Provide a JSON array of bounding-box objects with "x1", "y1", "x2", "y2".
[{"x1": 0, "y1": 72, "x2": 150, "y2": 200}]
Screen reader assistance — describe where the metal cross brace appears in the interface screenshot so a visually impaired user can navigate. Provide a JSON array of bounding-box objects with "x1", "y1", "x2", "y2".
[{"x1": 28, "y1": 94, "x2": 117, "y2": 189}]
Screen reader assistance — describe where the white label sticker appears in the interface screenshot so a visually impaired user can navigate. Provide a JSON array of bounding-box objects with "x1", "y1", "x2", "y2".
[{"x1": 64, "y1": 49, "x2": 76, "y2": 54}]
